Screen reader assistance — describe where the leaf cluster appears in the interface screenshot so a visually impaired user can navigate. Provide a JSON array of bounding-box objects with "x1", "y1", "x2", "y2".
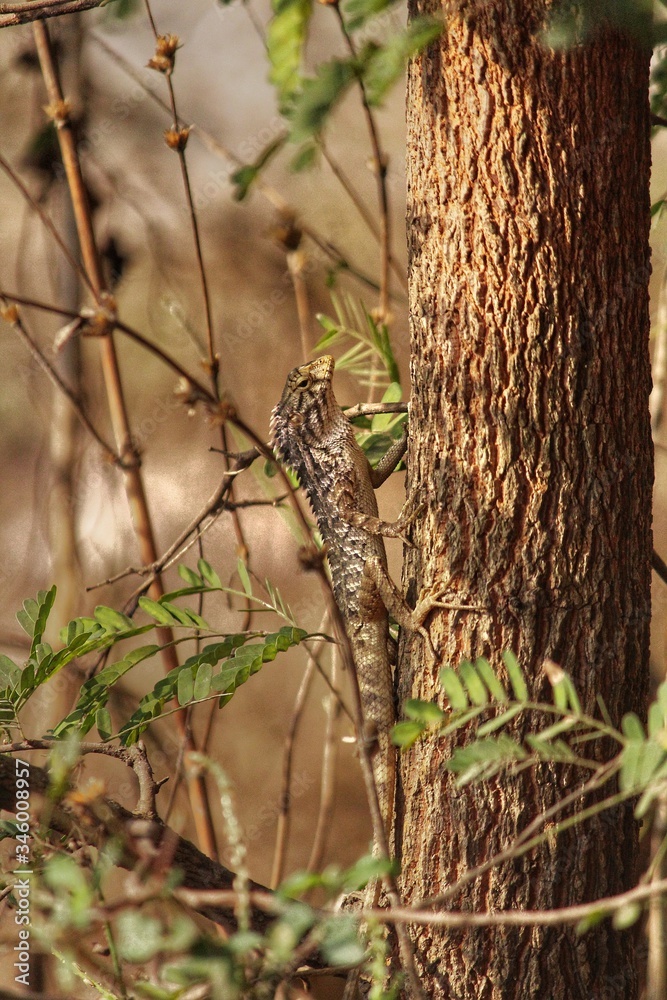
[{"x1": 0, "y1": 562, "x2": 309, "y2": 746}]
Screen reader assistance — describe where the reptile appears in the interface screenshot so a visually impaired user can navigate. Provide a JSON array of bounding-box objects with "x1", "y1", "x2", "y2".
[{"x1": 271, "y1": 355, "x2": 435, "y2": 850}]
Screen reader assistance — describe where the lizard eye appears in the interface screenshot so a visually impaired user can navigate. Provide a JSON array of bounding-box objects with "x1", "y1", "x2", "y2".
[{"x1": 295, "y1": 376, "x2": 311, "y2": 390}]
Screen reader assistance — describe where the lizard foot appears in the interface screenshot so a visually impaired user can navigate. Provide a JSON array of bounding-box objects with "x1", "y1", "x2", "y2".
[{"x1": 412, "y1": 589, "x2": 489, "y2": 660}]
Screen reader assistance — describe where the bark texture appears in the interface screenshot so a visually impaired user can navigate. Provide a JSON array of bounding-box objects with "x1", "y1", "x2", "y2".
[{"x1": 400, "y1": 3, "x2": 653, "y2": 997}]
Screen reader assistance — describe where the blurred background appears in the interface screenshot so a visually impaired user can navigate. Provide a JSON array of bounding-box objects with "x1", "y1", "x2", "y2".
[{"x1": 1, "y1": 0, "x2": 667, "y2": 993}]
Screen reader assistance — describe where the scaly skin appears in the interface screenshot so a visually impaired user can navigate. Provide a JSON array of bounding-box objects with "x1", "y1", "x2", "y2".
[{"x1": 271, "y1": 356, "x2": 406, "y2": 844}]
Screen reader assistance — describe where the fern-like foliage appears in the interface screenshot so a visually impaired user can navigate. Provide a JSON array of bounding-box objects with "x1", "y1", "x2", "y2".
[
  {"x1": 0, "y1": 562, "x2": 311, "y2": 745},
  {"x1": 393, "y1": 652, "x2": 667, "y2": 822}
]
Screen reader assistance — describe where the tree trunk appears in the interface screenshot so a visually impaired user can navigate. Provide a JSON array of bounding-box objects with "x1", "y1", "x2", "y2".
[{"x1": 399, "y1": 3, "x2": 653, "y2": 998}]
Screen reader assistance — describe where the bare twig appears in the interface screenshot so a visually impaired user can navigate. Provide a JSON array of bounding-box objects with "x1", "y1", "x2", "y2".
[
  {"x1": 33, "y1": 19, "x2": 219, "y2": 860},
  {"x1": 307, "y1": 642, "x2": 340, "y2": 874},
  {"x1": 89, "y1": 33, "x2": 393, "y2": 299},
  {"x1": 2, "y1": 738, "x2": 165, "y2": 819},
  {"x1": 143, "y1": 0, "x2": 217, "y2": 387},
  {"x1": 343, "y1": 401, "x2": 408, "y2": 419},
  {"x1": 0, "y1": 0, "x2": 103, "y2": 28},
  {"x1": 320, "y1": 141, "x2": 407, "y2": 293},
  {"x1": 271, "y1": 618, "x2": 332, "y2": 889},
  {"x1": 653, "y1": 549, "x2": 667, "y2": 587},
  {"x1": 364, "y1": 876, "x2": 667, "y2": 929},
  {"x1": 1, "y1": 299, "x2": 118, "y2": 462},
  {"x1": 333, "y1": 5, "x2": 391, "y2": 324},
  {"x1": 287, "y1": 249, "x2": 313, "y2": 361},
  {"x1": 0, "y1": 290, "x2": 217, "y2": 403},
  {"x1": 0, "y1": 152, "x2": 94, "y2": 295}
]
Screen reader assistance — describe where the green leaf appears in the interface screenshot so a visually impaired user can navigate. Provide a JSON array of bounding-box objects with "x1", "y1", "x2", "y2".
[
  {"x1": 231, "y1": 135, "x2": 285, "y2": 201},
  {"x1": 267, "y1": 0, "x2": 313, "y2": 108},
  {"x1": 449, "y1": 735, "x2": 527, "y2": 784},
  {"x1": 178, "y1": 565, "x2": 202, "y2": 587},
  {"x1": 391, "y1": 719, "x2": 425, "y2": 748},
  {"x1": 52, "y1": 645, "x2": 160, "y2": 739},
  {"x1": 287, "y1": 58, "x2": 357, "y2": 143},
  {"x1": 138, "y1": 596, "x2": 179, "y2": 626},
  {"x1": 16, "y1": 586, "x2": 56, "y2": 653},
  {"x1": 118, "y1": 628, "x2": 307, "y2": 744},
  {"x1": 237, "y1": 558, "x2": 252, "y2": 597},
  {"x1": 575, "y1": 908, "x2": 608, "y2": 934},
  {"x1": 459, "y1": 660, "x2": 488, "y2": 706},
  {"x1": 290, "y1": 140, "x2": 319, "y2": 171},
  {"x1": 361, "y1": 17, "x2": 443, "y2": 107},
  {"x1": 533, "y1": 717, "x2": 577, "y2": 743},
  {"x1": 612, "y1": 901, "x2": 642, "y2": 930},
  {"x1": 439, "y1": 667, "x2": 469, "y2": 710},
  {"x1": 648, "y1": 686, "x2": 667, "y2": 737},
  {"x1": 525, "y1": 735, "x2": 576, "y2": 761},
  {"x1": 44, "y1": 853, "x2": 93, "y2": 929},
  {"x1": 320, "y1": 915, "x2": 366, "y2": 967},
  {"x1": 96, "y1": 708, "x2": 112, "y2": 742},
  {"x1": 474, "y1": 657, "x2": 508, "y2": 703},
  {"x1": 476, "y1": 704, "x2": 523, "y2": 737},
  {"x1": 370, "y1": 382, "x2": 403, "y2": 433},
  {"x1": 177, "y1": 667, "x2": 195, "y2": 706},
  {"x1": 344, "y1": 0, "x2": 400, "y2": 31},
  {"x1": 198, "y1": 559, "x2": 223, "y2": 589},
  {"x1": 622, "y1": 713, "x2": 645, "y2": 741},
  {"x1": 342, "y1": 853, "x2": 394, "y2": 891},
  {"x1": 0, "y1": 654, "x2": 20, "y2": 690},
  {"x1": 116, "y1": 911, "x2": 166, "y2": 963},
  {"x1": 94, "y1": 605, "x2": 135, "y2": 632},
  {"x1": 503, "y1": 651, "x2": 528, "y2": 702},
  {"x1": 403, "y1": 698, "x2": 445, "y2": 724},
  {"x1": 619, "y1": 737, "x2": 664, "y2": 794},
  {"x1": 194, "y1": 662, "x2": 213, "y2": 701}
]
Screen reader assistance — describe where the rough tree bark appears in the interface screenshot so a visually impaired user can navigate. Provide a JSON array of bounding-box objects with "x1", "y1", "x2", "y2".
[{"x1": 399, "y1": 3, "x2": 653, "y2": 998}]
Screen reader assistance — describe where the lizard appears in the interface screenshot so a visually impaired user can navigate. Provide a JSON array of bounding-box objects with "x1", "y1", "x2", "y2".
[{"x1": 270, "y1": 354, "x2": 437, "y2": 856}]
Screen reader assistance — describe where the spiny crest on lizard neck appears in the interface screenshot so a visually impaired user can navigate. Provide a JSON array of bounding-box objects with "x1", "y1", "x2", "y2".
[{"x1": 270, "y1": 355, "x2": 350, "y2": 473}]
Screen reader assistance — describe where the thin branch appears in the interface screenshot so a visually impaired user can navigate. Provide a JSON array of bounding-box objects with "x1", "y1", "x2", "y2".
[
  {"x1": 33, "y1": 19, "x2": 219, "y2": 861},
  {"x1": 653, "y1": 548, "x2": 667, "y2": 587},
  {"x1": 1, "y1": 299, "x2": 118, "y2": 462},
  {"x1": 320, "y1": 141, "x2": 407, "y2": 293},
  {"x1": 343, "y1": 401, "x2": 408, "y2": 419},
  {"x1": 113, "y1": 317, "x2": 216, "y2": 403},
  {"x1": 111, "y1": 448, "x2": 259, "y2": 604},
  {"x1": 0, "y1": 151, "x2": 94, "y2": 295},
  {"x1": 271, "y1": 621, "x2": 332, "y2": 889},
  {"x1": 89, "y1": 32, "x2": 394, "y2": 299},
  {"x1": 366, "y1": 876, "x2": 667, "y2": 929},
  {"x1": 0, "y1": 0, "x2": 103, "y2": 27},
  {"x1": 143, "y1": 0, "x2": 217, "y2": 387},
  {"x1": 418, "y1": 759, "x2": 621, "y2": 910},
  {"x1": 3, "y1": 738, "x2": 165, "y2": 819},
  {"x1": 287, "y1": 249, "x2": 313, "y2": 361},
  {"x1": 333, "y1": 5, "x2": 391, "y2": 322},
  {"x1": 0, "y1": 290, "x2": 217, "y2": 404},
  {"x1": 307, "y1": 642, "x2": 340, "y2": 874}
]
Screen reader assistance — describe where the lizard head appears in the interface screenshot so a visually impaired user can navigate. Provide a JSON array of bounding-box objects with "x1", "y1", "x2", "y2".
[{"x1": 270, "y1": 355, "x2": 342, "y2": 468}]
